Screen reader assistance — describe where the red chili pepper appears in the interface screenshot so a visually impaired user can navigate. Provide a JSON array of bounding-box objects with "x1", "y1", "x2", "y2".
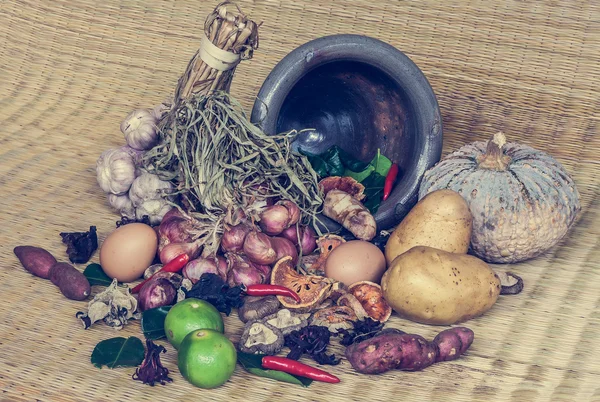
[
  {"x1": 244, "y1": 284, "x2": 301, "y2": 303},
  {"x1": 262, "y1": 356, "x2": 340, "y2": 384},
  {"x1": 131, "y1": 253, "x2": 190, "y2": 294},
  {"x1": 382, "y1": 163, "x2": 399, "y2": 201}
]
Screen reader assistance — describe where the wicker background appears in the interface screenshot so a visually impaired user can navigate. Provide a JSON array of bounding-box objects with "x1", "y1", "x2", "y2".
[{"x1": 1, "y1": 0, "x2": 599, "y2": 401}]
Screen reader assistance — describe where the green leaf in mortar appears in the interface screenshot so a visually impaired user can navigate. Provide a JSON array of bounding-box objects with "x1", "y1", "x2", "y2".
[
  {"x1": 83, "y1": 263, "x2": 114, "y2": 287},
  {"x1": 237, "y1": 352, "x2": 313, "y2": 387},
  {"x1": 141, "y1": 305, "x2": 172, "y2": 340},
  {"x1": 91, "y1": 336, "x2": 145, "y2": 369}
]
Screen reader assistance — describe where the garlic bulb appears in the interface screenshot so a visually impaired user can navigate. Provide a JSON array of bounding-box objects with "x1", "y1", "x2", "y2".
[
  {"x1": 96, "y1": 148, "x2": 137, "y2": 195},
  {"x1": 129, "y1": 172, "x2": 174, "y2": 207},
  {"x1": 152, "y1": 99, "x2": 171, "y2": 121},
  {"x1": 107, "y1": 193, "x2": 135, "y2": 219},
  {"x1": 120, "y1": 108, "x2": 159, "y2": 151},
  {"x1": 135, "y1": 199, "x2": 172, "y2": 225}
]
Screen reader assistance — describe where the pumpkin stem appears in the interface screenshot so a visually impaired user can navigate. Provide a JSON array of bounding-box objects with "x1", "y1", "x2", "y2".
[{"x1": 477, "y1": 132, "x2": 512, "y2": 170}]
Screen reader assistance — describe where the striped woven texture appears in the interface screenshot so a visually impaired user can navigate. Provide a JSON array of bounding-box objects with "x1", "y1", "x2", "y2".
[{"x1": 1, "y1": 1, "x2": 599, "y2": 401}]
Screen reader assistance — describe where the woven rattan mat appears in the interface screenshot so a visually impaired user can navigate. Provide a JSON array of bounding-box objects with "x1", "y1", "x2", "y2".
[{"x1": 1, "y1": 1, "x2": 599, "y2": 401}]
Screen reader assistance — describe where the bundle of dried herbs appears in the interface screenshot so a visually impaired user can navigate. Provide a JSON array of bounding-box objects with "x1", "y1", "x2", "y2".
[
  {"x1": 144, "y1": 91, "x2": 324, "y2": 255},
  {"x1": 171, "y1": 1, "x2": 260, "y2": 106},
  {"x1": 138, "y1": 2, "x2": 323, "y2": 257}
]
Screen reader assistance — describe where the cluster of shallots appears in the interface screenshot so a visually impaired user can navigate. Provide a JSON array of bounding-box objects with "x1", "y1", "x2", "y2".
[
  {"x1": 96, "y1": 103, "x2": 173, "y2": 224},
  {"x1": 156, "y1": 201, "x2": 317, "y2": 288}
]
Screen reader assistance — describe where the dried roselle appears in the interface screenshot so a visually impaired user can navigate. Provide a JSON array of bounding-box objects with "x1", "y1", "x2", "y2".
[
  {"x1": 132, "y1": 340, "x2": 172, "y2": 386},
  {"x1": 284, "y1": 325, "x2": 340, "y2": 366},
  {"x1": 337, "y1": 317, "x2": 385, "y2": 346}
]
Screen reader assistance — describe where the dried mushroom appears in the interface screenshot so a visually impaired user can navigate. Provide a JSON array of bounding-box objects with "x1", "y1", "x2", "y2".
[
  {"x1": 319, "y1": 176, "x2": 365, "y2": 200},
  {"x1": 263, "y1": 309, "x2": 308, "y2": 335},
  {"x1": 237, "y1": 296, "x2": 280, "y2": 323},
  {"x1": 270, "y1": 256, "x2": 339, "y2": 312},
  {"x1": 496, "y1": 271, "x2": 524, "y2": 295},
  {"x1": 309, "y1": 305, "x2": 358, "y2": 333},
  {"x1": 239, "y1": 320, "x2": 285, "y2": 355},
  {"x1": 347, "y1": 281, "x2": 392, "y2": 322},
  {"x1": 75, "y1": 278, "x2": 140, "y2": 329},
  {"x1": 337, "y1": 293, "x2": 369, "y2": 320}
]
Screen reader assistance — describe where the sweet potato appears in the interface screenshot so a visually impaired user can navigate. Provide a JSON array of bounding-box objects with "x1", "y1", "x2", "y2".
[
  {"x1": 13, "y1": 246, "x2": 57, "y2": 279},
  {"x1": 49, "y1": 262, "x2": 91, "y2": 301},
  {"x1": 345, "y1": 329, "x2": 437, "y2": 374},
  {"x1": 345, "y1": 327, "x2": 474, "y2": 374},
  {"x1": 433, "y1": 327, "x2": 474, "y2": 362}
]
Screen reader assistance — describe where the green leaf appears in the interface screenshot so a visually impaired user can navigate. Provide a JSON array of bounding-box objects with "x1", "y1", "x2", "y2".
[
  {"x1": 361, "y1": 171, "x2": 388, "y2": 214},
  {"x1": 302, "y1": 147, "x2": 345, "y2": 178},
  {"x1": 370, "y1": 149, "x2": 393, "y2": 177},
  {"x1": 237, "y1": 352, "x2": 313, "y2": 387},
  {"x1": 91, "y1": 336, "x2": 145, "y2": 369},
  {"x1": 141, "y1": 305, "x2": 172, "y2": 340},
  {"x1": 83, "y1": 263, "x2": 115, "y2": 287}
]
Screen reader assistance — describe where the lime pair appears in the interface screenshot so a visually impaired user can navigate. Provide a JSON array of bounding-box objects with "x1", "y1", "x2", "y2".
[{"x1": 165, "y1": 298, "x2": 236, "y2": 389}]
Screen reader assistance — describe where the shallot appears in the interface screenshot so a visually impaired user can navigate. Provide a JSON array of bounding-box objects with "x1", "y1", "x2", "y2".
[
  {"x1": 259, "y1": 205, "x2": 290, "y2": 235},
  {"x1": 183, "y1": 256, "x2": 228, "y2": 283},
  {"x1": 243, "y1": 231, "x2": 277, "y2": 265},
  {"x1": 270, "y1": 237, "x2": 298, "y2": 265},
  {"x1": 157, "y1": 209, "x2": 195, "y2": 251},
  {"x1": 281, "y1": 225, "x2": 317, "y2": 255},
  {"x1": 221, "y1": 223, "x2": 252, "y2": 253},
  {"x1": 159, "y1": 241, "x2": 202, "y2": 265},
  {"x1": 278, "y1": 200, "x2": 301, "y2": 226},
  {"x1": 226, "y1": 253, "x2": 268, "y2": 287}
]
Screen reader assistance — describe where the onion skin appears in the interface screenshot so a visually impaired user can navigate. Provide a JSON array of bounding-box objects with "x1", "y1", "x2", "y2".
[
  {"x1": 243, "y1": 231, "x2": 277, "y2": 265},
  {"x1": 221, "y1": 223, "x2": 252, "y2": 253},
  {"x1": 159, "y1": 242, "x2": 201, "y2": 265},
  {"x1": 270, "y1": 237, "x2": 299, "y2": 265},
  {"x1": 137, "y1": 277, "x2": 177, "y2": 312},
  {"x1": 278, "y1": 200, "x2": 301, "y2": 226},
  {"x1": 259, "y1": 205, "x2": 290, "y2": 235}
]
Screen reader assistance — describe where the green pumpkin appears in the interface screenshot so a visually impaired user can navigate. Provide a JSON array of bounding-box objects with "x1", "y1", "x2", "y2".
[{"x1": 419, "y1": 132, "x2": 580, "y2": 263}]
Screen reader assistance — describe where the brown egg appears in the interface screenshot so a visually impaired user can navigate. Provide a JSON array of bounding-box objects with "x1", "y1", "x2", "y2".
[
  {"x1": 99, "y1": 223, "x2": 158, "y2": 283},
  {"x1": 324, "y1": 240, "x2": 387, "y2": 286}
]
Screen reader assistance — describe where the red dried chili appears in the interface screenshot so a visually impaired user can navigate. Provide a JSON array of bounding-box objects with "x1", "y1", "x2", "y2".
[
  {"x1": 243, "y1": 284, "x2": 301, "y2": 303},
  {"x1": 131, "y1": 253, "x2": 190, "y2": 294},
  {"x1": 262, "y1": 356, "x2": 340, "y2": 383},
  {"x1": 382, "y1": 163, "x2": 399, "y2": 201}
]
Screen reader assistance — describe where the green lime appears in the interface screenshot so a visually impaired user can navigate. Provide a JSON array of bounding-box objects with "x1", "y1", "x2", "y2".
[
  {"x1": 164, "y1": 298, "x2": 224, "y2": 350},
  {"x1": 178, "y1": 329, "x2": 237, "y2": 389}
]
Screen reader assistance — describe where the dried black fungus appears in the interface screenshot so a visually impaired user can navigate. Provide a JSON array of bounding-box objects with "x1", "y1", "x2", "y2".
[
  {"x1": 60, "y1": 226, "x2": 98, "y2": 264},
  {"x1": 132, "y1": 340, "x2": 172, "y2": 386},
  {"x1": 337, "y1": 317, "x2": 385, "y2": 346},
  {"x1": 116, "y1": 215, "x2": 153, "y2": 228},
  {"x1": 184, "y1": 273, "x2": 244, "y2": 315},
  {"x1": 284, "y1": 325, "x2": 340, "y2": 366}
]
